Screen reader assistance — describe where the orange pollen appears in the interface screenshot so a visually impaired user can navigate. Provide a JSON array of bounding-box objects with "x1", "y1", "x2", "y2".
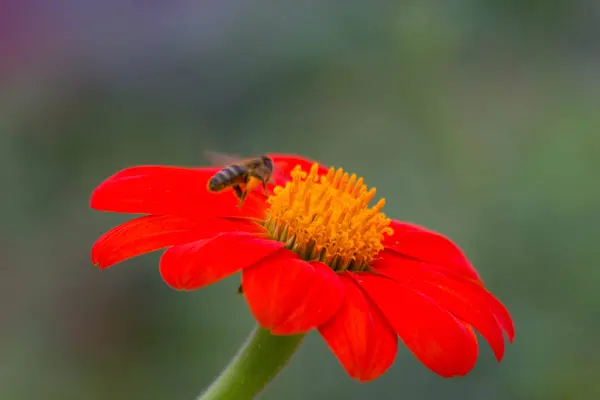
[{"x1": 264, "y1": 163, "x2": 394, "y2": 272}]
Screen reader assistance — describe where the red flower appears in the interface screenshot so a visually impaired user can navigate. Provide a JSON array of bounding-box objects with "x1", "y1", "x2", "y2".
[{"x1": 90, "y1": 154, "x2": 514, "y2": 381}]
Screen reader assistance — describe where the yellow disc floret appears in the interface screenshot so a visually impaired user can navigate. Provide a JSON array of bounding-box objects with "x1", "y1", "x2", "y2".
[{"x1": 265, "y1": 163, "x2": 394, "y2": 272}]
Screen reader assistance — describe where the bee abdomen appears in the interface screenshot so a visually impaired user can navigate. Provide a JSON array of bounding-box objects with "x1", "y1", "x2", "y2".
[{"x1": 208, "y1": 164, "x2": 247, "y2": 191}]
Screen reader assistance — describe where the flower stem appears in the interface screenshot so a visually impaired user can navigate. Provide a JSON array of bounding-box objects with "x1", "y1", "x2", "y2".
[{"x1": 197, "y1": 324, "x2": 305, "y2": 400}]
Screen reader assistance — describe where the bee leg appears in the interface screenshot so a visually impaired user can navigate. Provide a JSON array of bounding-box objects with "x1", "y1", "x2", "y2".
[
  {"x1": 232, "y1": 185, "x2": 248, "y2": 207},
  {"x1": 232, "y1": 185, "x2": 244, "y2": 199},
  {"x1": 262, "y1": 180, "x2": 268, "y2": 196},
  {"x1": 237, "y1": 189, "x2": 248, "y2": 208}
]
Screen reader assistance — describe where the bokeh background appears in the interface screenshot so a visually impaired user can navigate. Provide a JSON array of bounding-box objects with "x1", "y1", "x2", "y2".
[{"x1": 2, "y1": 1, "x2": 599, "y2": 399}]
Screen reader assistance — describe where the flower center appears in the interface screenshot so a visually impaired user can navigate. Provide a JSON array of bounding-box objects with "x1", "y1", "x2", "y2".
[{"x1": 264, "y1": 163, "x2": 394, "y2": 272}]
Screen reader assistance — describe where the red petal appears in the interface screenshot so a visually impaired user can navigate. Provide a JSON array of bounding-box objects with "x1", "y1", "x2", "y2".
[
  {"x1": 318, "y1": 274, "x2": 398, "y2": 381},
  {"x1": 159, "y1": 232, "x2": 283, "y2": 290},
  {"x1": 268, "y1": 154, "x2": 329, "y2": 185},
  {"x1": 373, "y1": 253, "x2": 514, "y2": 360},
  {"x1": 242, "y1": 250, "x2": 343, "y2": 335},
  {"x1": 90, "y1": 166, "x2": 267, "y2": 219},
  {"x1": 91, "y1": 215, "x2": 265, "y2": 269},
  {"x1": 357, "y1": 274, "x2": 479, "y2": 377},
  {"x1": 383, "y1": 220, "x2": 482, "y2": 282}
]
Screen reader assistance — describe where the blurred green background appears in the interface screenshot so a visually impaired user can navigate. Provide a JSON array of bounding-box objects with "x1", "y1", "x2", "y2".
[{"x1": 1, "y1": 1, "x2": 599, "y2": 399}]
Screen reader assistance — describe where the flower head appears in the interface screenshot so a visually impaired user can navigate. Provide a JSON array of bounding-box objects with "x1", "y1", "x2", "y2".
[
  {"x1": 266, "y1": 164, "x2": 392, "y2": 271},
  {"x1": 90, "y1": 154, "x2": 514, "y2": 381}
]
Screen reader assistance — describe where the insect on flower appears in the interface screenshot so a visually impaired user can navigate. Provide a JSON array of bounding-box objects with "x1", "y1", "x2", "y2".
[
  {"x1": 205, "y1": 152, "x2": 277, "y2": 208},
  {"x1": 90, "y1": 153, "x2": 515, "y2": 381}
]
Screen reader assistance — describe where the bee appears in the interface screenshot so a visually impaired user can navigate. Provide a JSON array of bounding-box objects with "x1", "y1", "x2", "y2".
[{"x1": 206, "y1": 153, "x2": 275, "y2": 207}]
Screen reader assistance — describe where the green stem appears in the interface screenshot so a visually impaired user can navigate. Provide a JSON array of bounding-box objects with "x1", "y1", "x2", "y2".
[{"x1": 197, "y1": 324, "x2": 305, "y2": 400}]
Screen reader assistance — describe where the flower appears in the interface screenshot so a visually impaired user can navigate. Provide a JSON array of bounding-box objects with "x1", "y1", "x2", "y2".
[{"x1": 90, "y1": 153, "x2": 514, "y2": 381}]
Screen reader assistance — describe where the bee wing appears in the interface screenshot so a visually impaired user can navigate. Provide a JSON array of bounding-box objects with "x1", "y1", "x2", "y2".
[
  {"x1": 204, "y1": 150, "x2": 244, "y2": 167},
  {"x1": 205, "y1": 150, "x2": 291, "y2": 186}
]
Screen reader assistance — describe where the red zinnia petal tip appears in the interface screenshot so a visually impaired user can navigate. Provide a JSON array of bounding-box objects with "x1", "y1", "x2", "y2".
[
  {"x1": 160, "y1": 232, "x2": 283, "y2": 291},
  {"x1": 383, "y1": 220, "x2": 482, "y2": 282},
  {"x1": 373, "y1": 251, "x2": 514, "y2": 360},
  {"x1": 319, "y1": 274, "x2": 397, "y2": 382},
  {"x1": 358, "y1": 274, "x2": 479, "y2": 377},
  {"x1": 91, "y1": 215, "x2": 266, "y2": 269},
  {"x1": 90, "y1": 165, "x2": 267, "y2": 219},
  {"x1": 242, "y1": 250, "x2": 344, "y2": 335}
]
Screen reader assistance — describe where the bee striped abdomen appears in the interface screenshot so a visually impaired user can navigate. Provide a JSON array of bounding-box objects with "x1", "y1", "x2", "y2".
[{"x1": 208, "y1": 164, "x2": 247, "y2": 191}]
